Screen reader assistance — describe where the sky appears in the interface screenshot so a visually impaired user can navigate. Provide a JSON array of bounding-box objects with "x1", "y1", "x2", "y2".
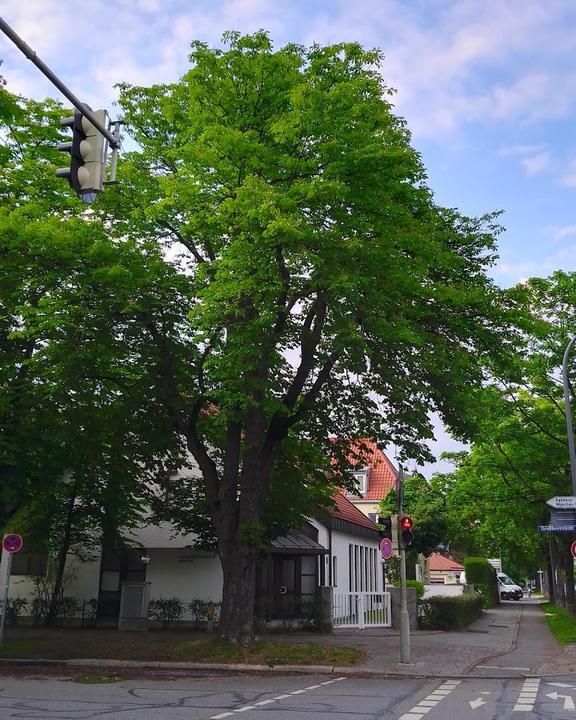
[{"x1": 1, "y1": 0, "x2": 576, "y2": 473}]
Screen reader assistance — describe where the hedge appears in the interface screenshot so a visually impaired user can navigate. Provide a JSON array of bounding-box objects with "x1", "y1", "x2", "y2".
[
  {"x1": 418, "y1": 594, "x2": 484, "y2": 630},
  {"x1": 464, "y1": 557, "x2": 499, "y2": 608}
]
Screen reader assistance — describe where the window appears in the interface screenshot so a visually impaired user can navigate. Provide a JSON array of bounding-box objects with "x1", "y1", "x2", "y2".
[
  {"x1": 332, "y1": 556, "x2": 337, "y2": 587},
  {"x1": 11, "y1": 551, "x2": 47, "y2": 577},
  {"x1": 348, "y1": 469, "x2": 369, "y2": 497}
]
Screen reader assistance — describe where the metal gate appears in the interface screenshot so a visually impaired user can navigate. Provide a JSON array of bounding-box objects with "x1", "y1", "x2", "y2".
[{"x1": 332, "y1": 591, "x2": 391, "y2": 628}]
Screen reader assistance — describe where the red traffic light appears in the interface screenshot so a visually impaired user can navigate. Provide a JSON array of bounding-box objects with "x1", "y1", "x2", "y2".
[{"x1": 400, "y1": 515, "x2": 413, "y2": 530}]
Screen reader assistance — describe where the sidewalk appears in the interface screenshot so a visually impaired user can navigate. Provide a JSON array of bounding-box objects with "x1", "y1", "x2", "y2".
[{"x1": 0, "y1": 599, "x2": 569, "y2": 679}]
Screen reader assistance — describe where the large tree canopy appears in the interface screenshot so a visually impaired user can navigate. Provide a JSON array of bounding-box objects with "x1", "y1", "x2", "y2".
[{"x1": 89, "y1": 31, "x2": 528, "y2": 642}]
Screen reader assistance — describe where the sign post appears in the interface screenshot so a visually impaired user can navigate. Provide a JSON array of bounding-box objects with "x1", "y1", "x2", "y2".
[{"x1": 0, "y1": 534, "x2": 23, "y2": 645}]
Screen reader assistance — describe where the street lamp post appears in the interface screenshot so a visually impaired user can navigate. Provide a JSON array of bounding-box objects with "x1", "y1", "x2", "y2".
[{"x1": 562, "y1": 336, "x2": 576, "y2": 496}]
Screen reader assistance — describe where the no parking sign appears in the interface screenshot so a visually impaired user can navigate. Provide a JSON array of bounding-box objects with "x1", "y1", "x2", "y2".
[
  {"x1": 1, "y1": 533, "x2": 24, "y2": 645},
  {"x1": 2, "y1": 534, "x2": 23, "y2": 554}
]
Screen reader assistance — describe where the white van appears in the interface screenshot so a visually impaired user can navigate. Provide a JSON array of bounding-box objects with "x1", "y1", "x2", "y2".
[{"x1": 497, "y1": 572, "x2": 523, "y2": 601}]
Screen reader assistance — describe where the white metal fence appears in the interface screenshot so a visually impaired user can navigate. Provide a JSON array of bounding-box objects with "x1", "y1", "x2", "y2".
[{"x1": 332, "y1": 591, "x2": 391, "y2": 628}]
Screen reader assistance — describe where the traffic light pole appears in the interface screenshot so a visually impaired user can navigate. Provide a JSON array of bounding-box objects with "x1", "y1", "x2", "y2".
[
  {"x1": 397, "y1": 465, "x2": 411, "y2": 664},
  {"x1": 0, "y1": 16, "x2": 119, "y2": 149}
]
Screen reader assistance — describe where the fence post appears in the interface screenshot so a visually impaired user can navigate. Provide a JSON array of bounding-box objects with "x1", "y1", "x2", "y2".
[{"x1": 357, "y1": 594, "x2": 365, "y2": 630}]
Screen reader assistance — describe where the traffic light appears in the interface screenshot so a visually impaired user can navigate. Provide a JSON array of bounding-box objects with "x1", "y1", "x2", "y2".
[
  {"x1": 56, "y1": 106, "x2": 107, "y2": 202},
  {"x1": 400, "y1": 514, "x2": 414, "y2": 547},
  {"x1": 378, "y1": 516, "x2": 393, "y2": 540}
]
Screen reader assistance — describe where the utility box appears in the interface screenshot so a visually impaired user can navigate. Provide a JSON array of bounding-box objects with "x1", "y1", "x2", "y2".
[{"x1": 118, "y1": 581, "x2": 151, "y2": 631}]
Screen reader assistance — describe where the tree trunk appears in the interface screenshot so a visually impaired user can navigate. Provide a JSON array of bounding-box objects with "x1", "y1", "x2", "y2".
[
  {"x1": 45, "y1": 485, "x2": 76, "y2": 626},
  {"x1": 218, "y1": 541, "x2": 260, "y2": 644}
]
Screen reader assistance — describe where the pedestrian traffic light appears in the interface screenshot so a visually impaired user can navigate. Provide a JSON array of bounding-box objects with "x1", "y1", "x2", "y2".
[
  {"x1": 56, "y1": 106, "x2": 107, "y2": 202},
  {"x1": 400, "y1": 514, "x2": 414, "y2": 547},
  {"x1": 378, "y1": 516, "x2": 393, "y2": 540}
]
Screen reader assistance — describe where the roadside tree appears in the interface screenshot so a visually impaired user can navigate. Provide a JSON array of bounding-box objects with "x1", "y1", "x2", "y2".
[{"x1": 95, "y1": 31, "x2": 528, "y2": 643}]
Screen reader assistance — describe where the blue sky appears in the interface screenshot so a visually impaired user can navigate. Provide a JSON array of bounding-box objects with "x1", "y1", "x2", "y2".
[{"x1": 2, "y1": 0, "x2": 576, "y2": 470}]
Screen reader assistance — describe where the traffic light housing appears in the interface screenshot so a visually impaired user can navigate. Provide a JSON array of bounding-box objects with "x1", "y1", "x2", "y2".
[
  {"x1": 378, "y1": 516, "x2": 393, "y2": 540},
  {"x1": 400, "y1": 514, "x2": 414, "y2": 547},
  {"x1": 56, "y1": 106, "x2": 107, "y2": 202}
]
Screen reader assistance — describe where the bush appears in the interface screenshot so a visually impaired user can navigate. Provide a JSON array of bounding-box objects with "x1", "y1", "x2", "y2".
[
  {"x1": 419, "y1": 594, "x2": 483, "y2": 630},
  {"x1": 464, "y1": 557, "x2": 499, "y2": 608},
  {"x1": 188, "y1": 600, "x2": 221, "y2": 628},
  {"x1": 148, "y1": 597, "x2": 184, "y2": 628},
  {"x1": 393, "y1": 579, "x2": 425, "y2": 599},
  {"x1": 0, "y1": 597, "x2": 28, "y2": 625}
]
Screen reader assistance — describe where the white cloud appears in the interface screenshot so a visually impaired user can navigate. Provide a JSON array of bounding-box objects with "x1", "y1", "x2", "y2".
[
  {"x1": 551, "y1": 225, "x2": 576, "y2": 242},
  {"x1": 521, "y1": 152, "x2": 551, "y2": 176},
  {"x1": 561, "y1": 159, "x2": 576, "y2": 187}
]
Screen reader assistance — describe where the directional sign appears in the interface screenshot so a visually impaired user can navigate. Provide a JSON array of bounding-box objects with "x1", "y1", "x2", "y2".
[
  {"x1": 2, "y1": 534, "x2": 23, "y2": 553},
  {"x1": 379, "y1": 537, "x2": 393, "y2": 560},
  {"x1": 546, "y1": 496, "x2": 576, "y2": 509},
  {"x1": 538, "y1": 525, "x2": 576, "y2": 533}
]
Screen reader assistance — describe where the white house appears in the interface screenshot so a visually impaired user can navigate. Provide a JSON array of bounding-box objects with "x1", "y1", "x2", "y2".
[{"x1": 1, "y1": 489, "x2": 383, "y2": 624}]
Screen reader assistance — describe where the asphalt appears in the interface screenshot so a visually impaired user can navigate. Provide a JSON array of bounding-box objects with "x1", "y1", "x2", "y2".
[{"x1": 0, "y1": 597, "x2": 571, "y2": 679}]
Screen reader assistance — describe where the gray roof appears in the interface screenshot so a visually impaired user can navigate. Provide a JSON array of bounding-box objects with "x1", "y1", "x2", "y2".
[{"x1": 269, "y1": 532, "x2": 328, "y2": 555}]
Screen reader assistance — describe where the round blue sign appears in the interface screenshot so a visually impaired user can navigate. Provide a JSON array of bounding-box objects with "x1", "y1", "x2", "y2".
[{"x1": 2, "y1": 534, "x2": 23, "y2": 553}]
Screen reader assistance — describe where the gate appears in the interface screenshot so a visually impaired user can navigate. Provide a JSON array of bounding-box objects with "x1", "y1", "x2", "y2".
[{"x1": 332, "y1": 591, "x2": 391, "y2": 628}]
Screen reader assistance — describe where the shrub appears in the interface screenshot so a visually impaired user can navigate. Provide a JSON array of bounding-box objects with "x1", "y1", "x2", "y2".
[
  {"x1": 393, "y1": 579, "x2": 425, "y2": 599},
  {"x1": 419, "y1": 594, "x2": 483, "y2": 630},
  {"x1": 464, "y1": 557, "x2": 499, "y2": 608},
  {"x1": 188, "y1": 600, "x2": 221, "y2": 628},
  {"x1": 0, "y1": 597, "x2": 28, "y2": 625},
  {"x1": 148, "y1": 597, "x2": 184, "y2": 628}
]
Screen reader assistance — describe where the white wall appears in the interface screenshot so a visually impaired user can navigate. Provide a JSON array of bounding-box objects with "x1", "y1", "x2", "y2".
[
  {"x1": 310, "y1": 520, "x2": 382, "y2": 593},
  {"x1": 1, "y1": 550, "x2": 101, "y2": 611},
  {"x1": 146, "y1": 549, "x2": 222, "y2": 603}
]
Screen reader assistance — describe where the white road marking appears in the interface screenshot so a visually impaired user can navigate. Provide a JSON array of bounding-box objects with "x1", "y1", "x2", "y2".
[
  {"x1": 470, "y1": 697, "x2": 487, "y2": 709},
  {"x1": 399, "y1": 680, "x2": 461, "y2": 720},
  {"x1": 208, "y1": 677, "x2": 347, "y2": 719},
  {"x1": 546, "y1": 691, "x2": 576, "y2": 710},
  {"x1": 548, "y1": 682, "x2": 576, "y2": 689},
  {"x1": 477, "y1": 665, "x2": 531, "y2": 671},
  {"x1": 513, "y1": 678, "x2": 541, "y2": 712}
]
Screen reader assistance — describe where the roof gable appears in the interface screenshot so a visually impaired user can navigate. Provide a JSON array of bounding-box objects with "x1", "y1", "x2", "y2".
[
  {"x1": 428, "y1": 552, "x2": 465, "y2": 572},
  {"x1": 337, "y1": 439, "x2": 398, "y2": 501}
]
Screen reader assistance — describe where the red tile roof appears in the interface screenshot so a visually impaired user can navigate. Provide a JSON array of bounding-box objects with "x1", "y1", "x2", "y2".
[
  {"x1": 327, "y1": 492, "x2": 379, "y2": 530},
  {"x1": 337, "y1": 439, "x2": 398, "y2": 501},
  {"x1": 428, "y1": 553, "x2": 464, "y2": 572}
]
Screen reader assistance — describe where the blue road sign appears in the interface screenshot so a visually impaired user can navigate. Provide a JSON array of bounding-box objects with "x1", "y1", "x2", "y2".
[{"x1": 538, "y1": 525, "x2": 576, "y2": 533}]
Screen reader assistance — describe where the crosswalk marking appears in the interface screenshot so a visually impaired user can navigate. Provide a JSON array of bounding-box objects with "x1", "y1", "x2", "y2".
[
  {"x1": 399, "y1": 681, "x2": 461, "y2": 720},
  {"x1": 513, "y1": 678, "x2": 541, "y2": 712}
]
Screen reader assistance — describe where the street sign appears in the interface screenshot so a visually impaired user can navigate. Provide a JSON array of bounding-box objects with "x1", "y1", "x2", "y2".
[
  {"x1": 2, "y1": 534, "x2": 23, "y2": 553},
  {"x1": 379, "y1": 537, "x2": 393, "y2": 559},
  {"x1": 546, "y1": 496, "x2": 576, "y2": 509},
  {"x1": 571, "y1": 542, "x2": 576, "y2": 559},
  {"x1": 538, "y1": 525, "x2": 576, "y2": 533}
]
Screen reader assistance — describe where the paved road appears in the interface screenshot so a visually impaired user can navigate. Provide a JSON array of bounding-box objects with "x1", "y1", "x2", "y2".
[{"x1": 2, "y1": 674, "x2": 576, "y2": 719}]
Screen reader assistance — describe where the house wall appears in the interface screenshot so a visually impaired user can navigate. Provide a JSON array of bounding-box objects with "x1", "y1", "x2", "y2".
[
  {"x1": 310, "y1": 520, "x2": 383, "y2": 593},
  {"x1": 347, "y1": 500, "x2": 380, "y2": 519},
  {"x1": 1, "y1": 551, "x2": 101, "y2": 607},
  {"x1": 145, "y1": 549, "x2": 222, "y2": 603}
]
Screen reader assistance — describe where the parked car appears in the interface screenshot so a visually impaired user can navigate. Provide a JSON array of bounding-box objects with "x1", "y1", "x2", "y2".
[{"x1": 497, "y1": 572, "x2": 523, "y2": 600}]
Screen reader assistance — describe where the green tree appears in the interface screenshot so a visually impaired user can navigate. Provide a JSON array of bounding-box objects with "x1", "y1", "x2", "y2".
[
  {"x1": 0, "y1": 92, "x2": 187, "y2": 620},
  {"x1": 94, "y1": 31, "x2": 527, "y2": 642}
]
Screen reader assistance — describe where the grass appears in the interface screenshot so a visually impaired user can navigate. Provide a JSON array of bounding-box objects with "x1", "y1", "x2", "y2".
[
  {"x1": 0, "y1": 627, "x2": 364, "y2": 666},
  {"x1": 72, "y1": 674, "x2": 121, "y2": 684},
  {"x1": 540, "y1": 603, "x2": 576, "y2": 645},
  {"x1": 174, "y1": 639, "x2": 363, "y2": 666}
]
